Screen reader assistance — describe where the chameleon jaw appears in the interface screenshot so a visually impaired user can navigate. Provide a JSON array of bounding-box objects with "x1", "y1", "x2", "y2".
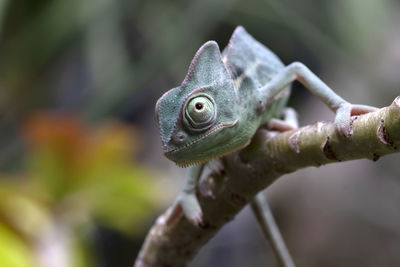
[
  {"x1": 171, "y1": 137, "x2": 251, "y2": 168},
  {"x1": 174, "y1": 158, "x2": 212, "y2": 168},
  {"x1": 164, "y1": 120, "x2": 238, "y2": 166}
]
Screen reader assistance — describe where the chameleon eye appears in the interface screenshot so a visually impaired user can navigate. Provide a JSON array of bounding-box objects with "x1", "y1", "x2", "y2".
[{"x1": 184, "y1": 95, "x2": 216, "y2": 131}]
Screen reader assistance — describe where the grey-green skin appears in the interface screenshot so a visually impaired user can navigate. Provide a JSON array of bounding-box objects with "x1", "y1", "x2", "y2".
[{"x1": 156, "y1": 26, "x2": 376, "y2": 225}]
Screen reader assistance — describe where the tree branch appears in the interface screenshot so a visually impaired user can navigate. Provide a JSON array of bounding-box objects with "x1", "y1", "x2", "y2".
[{"x1": 134, "y1": 96, "x2": 400, "y2": 267}]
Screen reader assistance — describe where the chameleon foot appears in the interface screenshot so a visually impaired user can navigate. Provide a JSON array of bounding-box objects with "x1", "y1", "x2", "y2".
[
  {"x1": 335, "y1": 103, "x2": 378, "y2": 137},
  {"x1": 265, "y1": 118, "x2": 297, "y2": 132},
  {"x1": 178, "y1": 192, "x2": 203, "y2": 226},
  {"x1": 263, "y1": 108, "x2": 298, "y2": 132},
  {"x1": 165, "y1": 192, "x2": 203, "y2": 227}
]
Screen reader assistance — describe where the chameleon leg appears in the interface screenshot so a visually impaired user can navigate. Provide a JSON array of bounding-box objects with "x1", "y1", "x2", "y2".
[
  {"x1": 167, "y1": 164, "x2": 205, "y2": 226},
  {"x1": 282, "y1": 108, "x2": 299, "y2": 129},
  {"x1": 260, "y1": 62, "x2": 378, "y2": 136}
]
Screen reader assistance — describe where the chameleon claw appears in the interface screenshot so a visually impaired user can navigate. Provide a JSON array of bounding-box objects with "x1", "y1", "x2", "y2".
[
  {"x1": 265, "y1": 118, "x2": 297, "y2": 132},
  {"x1": 334, "y1": 103, "x2": 379, "y2": 137},
  {"x1": 165, "y1": 192, "x2": 203, "y2": 227},
  {"x1": 179, "y1": 192, "x2": 203, "y2": 226},
  {"x1": 334, "y1": 103, "x2": 353, "y2": 137}
]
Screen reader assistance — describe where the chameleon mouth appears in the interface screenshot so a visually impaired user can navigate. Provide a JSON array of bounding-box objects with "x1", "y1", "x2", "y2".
[
  {"x1": 174, "y1": 158, "x2": 212, "y2": 168},
  {"x1": 172, "y1": 138, "x2": 251, "y2": 168},
  {"x1": 164, "y1": 120, "x2": 238, "y2": 163}
]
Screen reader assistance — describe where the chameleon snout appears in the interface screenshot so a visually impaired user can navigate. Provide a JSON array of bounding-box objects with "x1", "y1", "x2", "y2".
[{"x1": 161, "y1": 132, "x2": 188, "y2": 157}]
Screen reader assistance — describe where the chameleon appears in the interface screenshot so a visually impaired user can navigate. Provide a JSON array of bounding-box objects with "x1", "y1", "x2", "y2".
[{"x1": 155, "y1": 26, "x2": 376, "y2": 226}]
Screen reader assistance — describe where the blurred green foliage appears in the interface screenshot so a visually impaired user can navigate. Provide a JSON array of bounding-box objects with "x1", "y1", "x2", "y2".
[
  {"x1": 0, "y1": 114, "x2": 160, "y2": 265},
  {"x1": 0, "y1": 217, "x2": 35, "y2": 267}
]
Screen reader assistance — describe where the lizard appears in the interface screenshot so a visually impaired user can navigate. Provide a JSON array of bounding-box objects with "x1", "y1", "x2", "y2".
[{"x1": 155, "y1": 26, "x2": 377, "y2": 226}]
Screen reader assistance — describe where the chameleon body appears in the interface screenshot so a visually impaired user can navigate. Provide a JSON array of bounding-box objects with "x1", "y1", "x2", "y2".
[{"x1": 156, "y1": 26, "x2": 376, "y2": 225}]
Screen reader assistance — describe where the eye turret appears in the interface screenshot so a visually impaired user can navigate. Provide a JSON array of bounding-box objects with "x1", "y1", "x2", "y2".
[{"x1": 184, "y1": 95, "x2": 216, "y2": 131}]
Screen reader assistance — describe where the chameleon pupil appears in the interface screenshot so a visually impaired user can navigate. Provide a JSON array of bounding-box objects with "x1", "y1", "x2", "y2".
[{"x1": 195, "y1": 103, "x2": 203, "y2": 110}]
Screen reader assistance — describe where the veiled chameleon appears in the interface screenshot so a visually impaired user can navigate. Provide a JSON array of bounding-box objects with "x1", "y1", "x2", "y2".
[{"x1": 155, "y1": 26, "x2": 376, "y2": 225}]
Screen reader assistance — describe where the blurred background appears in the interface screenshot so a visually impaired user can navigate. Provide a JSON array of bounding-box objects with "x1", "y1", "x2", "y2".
[{"x1": 0, "y1": 0, "x2": 399, "y2": 266}]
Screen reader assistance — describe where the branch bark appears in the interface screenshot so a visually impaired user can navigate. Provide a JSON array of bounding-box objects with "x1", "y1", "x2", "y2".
[{"x1": 134, "y1": 96, "x2": 400, "y2": 267}]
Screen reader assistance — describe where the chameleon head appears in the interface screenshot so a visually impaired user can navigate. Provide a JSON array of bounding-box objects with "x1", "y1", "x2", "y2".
[{"x1": 155, "y1": 41, "x2": 247, "y2": 167}]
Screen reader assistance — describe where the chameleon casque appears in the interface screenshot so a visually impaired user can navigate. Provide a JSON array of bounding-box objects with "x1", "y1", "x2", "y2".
[{"x1": 155, "y1": 26, "x2": 376, "y2": 225}]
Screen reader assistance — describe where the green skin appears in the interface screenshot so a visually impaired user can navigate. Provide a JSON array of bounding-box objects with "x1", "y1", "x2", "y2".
[{"x1": 156, "y1": 26, "x2": 376, "y2": 225}]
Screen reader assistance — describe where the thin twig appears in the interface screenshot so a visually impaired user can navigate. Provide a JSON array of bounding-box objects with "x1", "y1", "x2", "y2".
[
  {"x1": 251, "y1": 192, "x2": 296, "y2": 267},
  {"x1": 251, "y1": 107, "x2": 297, "y2": 267}
]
